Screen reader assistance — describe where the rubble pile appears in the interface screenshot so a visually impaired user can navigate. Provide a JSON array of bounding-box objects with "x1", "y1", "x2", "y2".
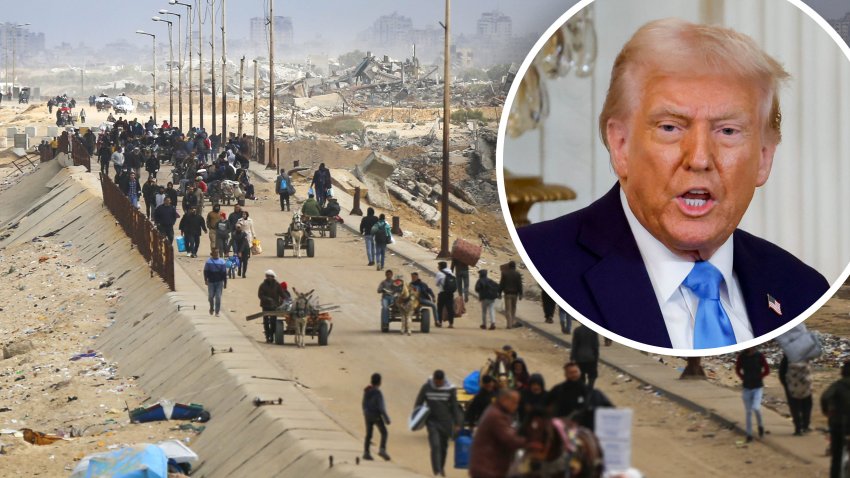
[{"x1": 0, "y1": 238, "x2": 194, "y2": 476}]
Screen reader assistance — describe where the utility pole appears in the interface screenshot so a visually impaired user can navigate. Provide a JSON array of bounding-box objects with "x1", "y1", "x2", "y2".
[
  {"x1": 80, "y1": 69, "x2": 84, "y2": 97},
  {"x1": 268, "y1": 0, "x2": 275, "y2": 170},
  {"x1": 238, "y1": 56, "x2": 244, "y2": 136},
  {"x1": 197, "y1": 0, "x2": 204, "y2": 131},
  {"x1": 221, "y1": 0, "x2": 227, "y2": 143},
  {"x1": 135, "y1": 31, "x2": 156, "y2": 123},
  {"x1": 253, "y1": 58, "x2": 258, "y2": 162},
  {"x1": 152, "y1": 16, "x2": 174, "y2": 126},
  {"x1": 210, "y1": 0, "x2": 216, "y2": 147},
  {"x1": 160, "y1": 9, "x2": 183, "y2": 130},
  {"x1": 438, "y1": 0, "x2": 451, "y2": 258},
  {"x1": 171, "y1": 1, "x2": 194, "y2": 130}
]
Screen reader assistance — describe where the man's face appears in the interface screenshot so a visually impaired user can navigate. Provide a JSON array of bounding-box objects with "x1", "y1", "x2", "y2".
[
  {"x1": 607, "y1": 73, "x2": 776, "y2": 260},
  {"x1": 385, "y1": 271, "x2": 393, "y2": 280},
  {"x1": 565, "y1": 365, "x2": 581, "y2": 382}
]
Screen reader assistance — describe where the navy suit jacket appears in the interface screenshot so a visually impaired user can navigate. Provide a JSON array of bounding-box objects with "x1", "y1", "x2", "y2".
[{"x1": 518, "y1": 184, "x2": 830, "y2": 348}]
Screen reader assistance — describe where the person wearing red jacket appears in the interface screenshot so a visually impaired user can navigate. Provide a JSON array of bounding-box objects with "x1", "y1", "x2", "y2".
[{"x1": 468, "y1": 389, "x2": 526, "y2": 478}]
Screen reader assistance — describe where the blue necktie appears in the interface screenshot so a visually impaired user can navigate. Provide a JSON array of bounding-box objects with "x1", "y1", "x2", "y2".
[{"x1": 682, "y1": 261, "x2": 736, "y2": 349}]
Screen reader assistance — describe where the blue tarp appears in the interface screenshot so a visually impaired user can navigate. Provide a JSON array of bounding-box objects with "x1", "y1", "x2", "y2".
[{"x1": 83, "y1": 444, "x2": 168, "y2": 478}]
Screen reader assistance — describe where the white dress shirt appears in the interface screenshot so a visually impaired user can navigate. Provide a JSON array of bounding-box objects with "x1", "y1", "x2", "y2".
[{"x1": 620, "y1": 191, "x2": 754, "y2": 348}]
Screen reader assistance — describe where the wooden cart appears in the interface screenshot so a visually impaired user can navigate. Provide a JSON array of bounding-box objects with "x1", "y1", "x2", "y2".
[
  {"x1": 302, "y1": 215, "x2": 338, "y2": 238},
  {"x1": 245, "y1": 307, "x2": 333, "y2": 346},
  {"x1": 274, "y1": 231, "x2": 316, "y2": 257}
]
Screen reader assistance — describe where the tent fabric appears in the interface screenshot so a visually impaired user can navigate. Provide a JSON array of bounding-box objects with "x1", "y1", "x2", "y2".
[{"x1": 74, "y1": 444, "x2": 168, "y2": 478}]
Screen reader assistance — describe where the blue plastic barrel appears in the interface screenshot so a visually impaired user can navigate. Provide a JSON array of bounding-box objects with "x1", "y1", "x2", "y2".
[{"x1": 454, "y1": 429, "x2": 473, "y2": 469}]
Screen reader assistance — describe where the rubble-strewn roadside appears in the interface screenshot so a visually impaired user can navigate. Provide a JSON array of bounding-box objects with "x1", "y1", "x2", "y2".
[{"x1": 0, "y1": 238, "x2": 196, "y2": 476}]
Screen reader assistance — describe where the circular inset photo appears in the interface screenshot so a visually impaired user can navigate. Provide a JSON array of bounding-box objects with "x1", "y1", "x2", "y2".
[{"x1": 498, "y1": 0, "x2": 850, "y2": 355}]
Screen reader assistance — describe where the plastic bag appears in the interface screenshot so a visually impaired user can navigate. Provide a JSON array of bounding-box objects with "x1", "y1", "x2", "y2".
[
  {"x1": 251, "y1": 238, "x2": 262, "y2": 255},
  {"x1": 176, "y1": 236, "x2": 186, "y2": 252}
]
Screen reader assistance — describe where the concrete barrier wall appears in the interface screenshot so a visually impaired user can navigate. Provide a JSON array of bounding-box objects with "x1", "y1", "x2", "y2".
[{"x1": 0, "y1": 166, "x2": 423, "y2": 478}]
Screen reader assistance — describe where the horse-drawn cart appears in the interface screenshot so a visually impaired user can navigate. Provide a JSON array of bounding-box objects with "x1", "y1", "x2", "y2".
[
  {"x1": 275, "y1": 213, "x2": 315, "y2": 257},
  {"x1": 275, "y1": 232, "x2": 315, "y2": 257},
  {"x1": 302, "y1": 215, "x2": 338, "y2": 238},
  {"x1": 381, "y1": 279, "x2": 431, "y2": 334}
]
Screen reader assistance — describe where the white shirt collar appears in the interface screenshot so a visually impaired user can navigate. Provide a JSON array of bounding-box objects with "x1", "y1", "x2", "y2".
[{"x1": 619, "y1": 189, "x2": 738, "y2": 308}]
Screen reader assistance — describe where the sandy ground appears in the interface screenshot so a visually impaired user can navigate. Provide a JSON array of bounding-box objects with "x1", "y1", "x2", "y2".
[{"x1": 0, "y1": 238, "x2": 197, "y2": 476}]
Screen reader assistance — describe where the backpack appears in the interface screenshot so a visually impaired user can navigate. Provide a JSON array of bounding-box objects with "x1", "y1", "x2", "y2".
[
  {"x1": 373, "y1": 222, "x2": 389, "y2": 245},
  {"x1": 483, "y1": 278, "x2": 499, "y2": 300},
  {"x1": 278, "y1": 177, "x2": 288, "y2": 191},
  {"x1": 443, "y1": 273, "x2": 457, "y2": 294}
]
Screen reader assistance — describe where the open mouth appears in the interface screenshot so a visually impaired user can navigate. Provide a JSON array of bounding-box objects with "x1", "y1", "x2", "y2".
[{"x1": 676, "y1": 189, "x2": 714, "y2": 215}]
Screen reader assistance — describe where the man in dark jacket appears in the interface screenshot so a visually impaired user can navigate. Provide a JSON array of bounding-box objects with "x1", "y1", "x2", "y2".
[
  {"x1": 178, "y1": 207, "x2": 207, "y2": 258},
  {"x1": 142, "y1": 177, "x2": 158, "y2": 217},
  {"x1": 153, "y1": 197, "x2": 179, "y2": 244},
  {"x1": 465, "y1": 375, "x2": 497, "y2": 427},
  {"x1": 164, "y1": 182, "x2": 178, "y2": 206},
  {"x1": 98, "y1": 142, "x2": 112, "y2": 176},
  {"x1": 474, "y1": 269, "x2": 499, "y2": 330},
  {"x1": 822, "y1": 361, "x2": 850, "y2": 478},
  {"x1": 499, "y1": 261, "x2": 523, "y2": 329},
  {"x1": 362, "y1": 373, "x2": 391, "y2": 461},
  {"x1": 545, "y1": 362, "x2": 589, "y2": 419},
  {"x1": 258, "y1": 270, "x2": 286, "y2": 343},
  {"x1": 410, "y1": 272, "x2": 438, "y2": 327},
  {"x1": 570, "y1": 324, "x2": 600, "y2": 389},
  {"x1": 119, "y1": 171, "x2": 141, "y2": 208},
  {"x1": 322, "y1": 197, "x2": 341, "y2": 217},
  {"x1": 275, "y1": 168, "x2": 292, "y2": 211},
  {"x1": 468, "y1": 389, "x2": 526, "y2": 478},
  {"x1": 359, "y1": 207, "x2": 379, "y2": 266},
  {"x1": 519, "y1": 373, "x2": 546, "y2": 425},
  {"x1": 227, "y1": 204, "x2": 243, "y2": 250},
  {"x1": 735, "y1": 348, "x2": 770, "y2": 442},
  {"x1": 144, "y1": 149, "x2": 159, "y2": 179},
  {"x1": 231, "y1": 224, "x2": 251, "y2": 278},
  {"x1": 414, "y1": 370, "x2": 463, "y2": 477},
  {"x1": 310, "y1": 162, "x2": 332, "y2": 207}
]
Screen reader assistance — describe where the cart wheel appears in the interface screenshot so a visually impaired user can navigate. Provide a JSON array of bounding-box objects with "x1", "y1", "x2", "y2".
[
  {"x1": 306, "y1": 238, "x2": 315, "y2": 258},
  {"x1": 318, "y1": 320, "x2": 330, "y2": 346},
  {"x1": 275, "y1": 318, "x2": 285, "y2": 345},
  {"x1": 277, "y1": 238, "x2": 285, "y2": 258},
  {"x1": 420, "y1": 307, "x2": 431, "y2": 334},
  {"x1": 329, "y1": 221, "x2": 338, "y2": 238}
]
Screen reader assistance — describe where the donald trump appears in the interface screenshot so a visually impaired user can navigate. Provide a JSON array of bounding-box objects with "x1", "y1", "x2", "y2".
[{"x1": 518, "y1": 18, "x2": 828, "y2": 350}]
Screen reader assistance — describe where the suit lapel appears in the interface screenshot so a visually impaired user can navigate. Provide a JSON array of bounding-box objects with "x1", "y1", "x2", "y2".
[
  {"x1": 579, "y1": 185, "x2": 672, "y2": 348},
  {"x1": 734, "y1": 233, "x2": 783, "y2": 337}
]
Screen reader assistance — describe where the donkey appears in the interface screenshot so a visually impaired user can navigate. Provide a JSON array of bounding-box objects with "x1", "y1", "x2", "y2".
[
  {"x1": 511, "y1": 410, "x2": 604, "y2": 478},
  {"x1": 392, "y1": 280, "x2": 420, "y2": 336},
  {"x1": 289, "y1": 213, "x2": 306, "y2": 258},
  {"x1": 291, "y1": 287, "x2": 315, "y2": 348}
]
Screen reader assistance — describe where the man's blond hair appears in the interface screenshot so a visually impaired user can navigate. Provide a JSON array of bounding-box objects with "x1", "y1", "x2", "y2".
[{"x1": 599, "y1": 18, "x2": 790, "y2": 149}]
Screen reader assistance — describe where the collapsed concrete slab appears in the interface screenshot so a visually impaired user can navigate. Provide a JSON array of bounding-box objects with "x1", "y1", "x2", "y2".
[
  {"x1": 329, "y1": 168, "x2": 368, "y2": 198},
  {"x1": 353, "y1": 151, "x2": 396, "y2": 211},
  {"x1": 294, "y1": 93, "x2": 344, "y2": 110},
  {"x1": 387, "y1": 181, "x2": 440, "y2": 225},
  {"x1": 431, "y1": 183, "x2": 477, "y2": 214}
]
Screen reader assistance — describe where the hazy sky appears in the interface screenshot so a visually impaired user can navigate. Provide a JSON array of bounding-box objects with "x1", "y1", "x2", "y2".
[
  {"x1": 5, "y1": 1, "x2": 847, "y2": 50},
  {"x1": 6, "y1": 1, "x2": 578, "y2": 49}
]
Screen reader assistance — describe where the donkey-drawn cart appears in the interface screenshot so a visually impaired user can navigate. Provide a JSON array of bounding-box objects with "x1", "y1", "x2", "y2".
[{"x1": 245, "y1": 301, "x2": 336, "y2": 346}]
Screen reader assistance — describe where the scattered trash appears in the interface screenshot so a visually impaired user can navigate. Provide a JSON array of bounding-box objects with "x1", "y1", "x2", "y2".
[
  {"x1": 87, "y1": 273, "x2": 97, "y2": 280},
  {"x1": 70, "y1": 351, "x2": 99, "y2": 361},
  {"x1": 130, "y1": 400, "x2": 209, "y2": 423},
  {"x1": 22, "y1": 428, "x2": 66, "y2": 445}
]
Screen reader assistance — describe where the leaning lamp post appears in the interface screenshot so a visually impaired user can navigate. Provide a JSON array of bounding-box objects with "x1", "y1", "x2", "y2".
[
  {"x1": 135, "y1": 30, "x2": 157, "y2": 123},
  {"x1": 159, "y1": 9, "x2": 182, "y2": 130},
  {"x1": 152, "y1": 16, "x2": 174, "y2": 126}
]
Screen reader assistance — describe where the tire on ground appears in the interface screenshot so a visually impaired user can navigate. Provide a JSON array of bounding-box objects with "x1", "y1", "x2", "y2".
[
  {"x1": 420, "y1": 307, "x2": 431, "y2": 334},
  {"x1": 329, "y1": 221, "x2": 338, "y2": 238},
  {"x1": 306, "y1": 238, "x2": 315, "y2": 257},
  {"x1": 318, "y1": 320, "x2": 330, "y2": 346},
  {"x1": 276, "y1": 238, "x2": 285, "y2": 258}
]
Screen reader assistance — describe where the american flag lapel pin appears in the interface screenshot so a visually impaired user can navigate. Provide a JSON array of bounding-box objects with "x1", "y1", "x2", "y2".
[{"x1": 767, "y1": 294, "x2": 782, "y2": 316}]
